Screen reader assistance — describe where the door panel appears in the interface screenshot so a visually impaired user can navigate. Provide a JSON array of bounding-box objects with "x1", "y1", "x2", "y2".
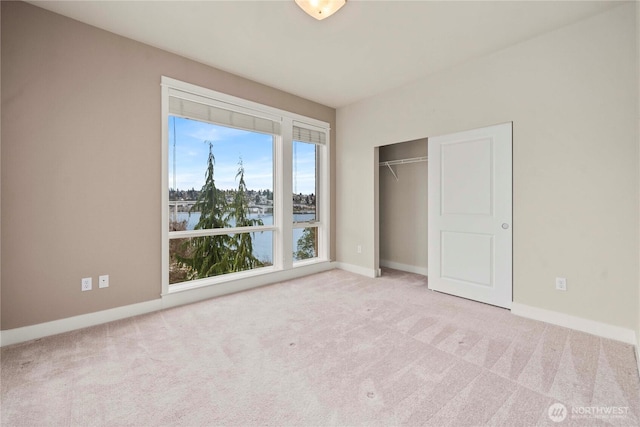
[
  {"x1": 441, "y1": 232, "x2": 493, "y2": 286},
  {"x1": 441, "y1": 138, "x2": 493, "y2": 215},
  {"x1": 428, "y1": 123, "x2": 512, "y2": 308}
]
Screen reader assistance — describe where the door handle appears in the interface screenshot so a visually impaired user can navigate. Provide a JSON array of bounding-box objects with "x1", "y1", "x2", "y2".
[{"x1": 501, "y1": 223, "x2": 509, "y2": 229}]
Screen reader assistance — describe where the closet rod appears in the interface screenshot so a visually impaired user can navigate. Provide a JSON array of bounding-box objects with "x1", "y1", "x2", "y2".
[
  {"x1": 378, "y1": 155, "x2": 428, "y2": 167},
  {"x1": 379, "y1": 156, "x2": 428, "y2": 182}
]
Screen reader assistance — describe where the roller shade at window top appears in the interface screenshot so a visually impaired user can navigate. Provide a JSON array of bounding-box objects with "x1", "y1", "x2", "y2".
[
  {"x1": 293, "y1": 124, "x2": 326, "y2": 145},
  {"x1": 169, "y1": 96, "x2": 281, "y2": 135}
]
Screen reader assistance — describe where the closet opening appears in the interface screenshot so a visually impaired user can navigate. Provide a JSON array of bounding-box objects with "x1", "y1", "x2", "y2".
[{"x1": 376, "y1": 138, "x2": 428, "y2": 277}]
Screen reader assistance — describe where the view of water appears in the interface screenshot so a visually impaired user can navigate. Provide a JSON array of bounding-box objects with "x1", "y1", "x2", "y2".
[{"x1": 173, "y1": 212, "x2": 315, "y2": 263}]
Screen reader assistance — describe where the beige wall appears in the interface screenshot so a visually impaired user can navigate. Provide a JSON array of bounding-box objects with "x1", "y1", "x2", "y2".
[
  {"x1": 337, "y1": 4, "x2": 639, "y2": 330},
  {"x1": 379, "y1": 139, "x2": 427, "y2": 271},
  {"x1": 1, "y1": 1, "x2": 335, "y2": 330},
  {"x1": 636, "y1": 1, "x2": 640, "y2": 353}
]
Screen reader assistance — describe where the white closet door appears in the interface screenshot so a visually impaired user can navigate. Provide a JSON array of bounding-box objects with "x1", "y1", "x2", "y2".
[{"x1": 428, "y1": 123, "x2": 512, "y2": 308}]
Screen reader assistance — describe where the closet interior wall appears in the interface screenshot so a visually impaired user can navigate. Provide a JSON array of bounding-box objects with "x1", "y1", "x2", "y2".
[{"x1": 379, "y1": 138, "x2": 428, "y2": 275}]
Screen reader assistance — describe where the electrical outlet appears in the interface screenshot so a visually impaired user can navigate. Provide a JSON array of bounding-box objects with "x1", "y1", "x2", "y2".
[
  {"x1": 81, "y1": 277, "x2": 92, "y2": 291},
  {"x1": 99, "y1": 275, "x2": 109, "y2": 288},
  {"x1": 555, "y1": 277, "x2": 567, "y2": 291},
  {"x1": 357, "y1": 245, "x2": 362, "y2": 254}
]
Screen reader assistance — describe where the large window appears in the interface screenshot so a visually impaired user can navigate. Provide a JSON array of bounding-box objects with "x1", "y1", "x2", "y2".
[
  {"x1": 162, "y1": 78, "x2": 329, "y2": 293},
  {"x1": 168, "y1": 116, "x2": 275, "y2": 284}
]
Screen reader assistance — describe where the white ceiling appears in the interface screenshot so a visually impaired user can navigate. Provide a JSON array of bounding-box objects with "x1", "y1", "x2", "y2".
[{"x1": 29, "y1": 0, "x2": 621, "y2": 108}]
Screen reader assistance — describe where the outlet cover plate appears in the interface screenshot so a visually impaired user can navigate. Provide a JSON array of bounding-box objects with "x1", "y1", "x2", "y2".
[
  {"x1": 81, "y1": 277, "x2": 92, "y2": 291},
  {"x1": 99, "y1": 275, "x2": 109, "y2": 288},
  {"x1": 555, "y1": 277, "x2": 567, "y2": 291}
]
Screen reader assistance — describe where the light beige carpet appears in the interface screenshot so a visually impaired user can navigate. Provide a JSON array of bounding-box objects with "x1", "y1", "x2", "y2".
[{"x1": 1, "y1": 269, "x2": 639, "y2": 426}]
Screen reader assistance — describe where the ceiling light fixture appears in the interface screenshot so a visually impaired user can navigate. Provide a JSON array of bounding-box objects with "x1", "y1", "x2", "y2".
[{"x1": 295, "y1": 0, "x2": 346, "y2": 21}]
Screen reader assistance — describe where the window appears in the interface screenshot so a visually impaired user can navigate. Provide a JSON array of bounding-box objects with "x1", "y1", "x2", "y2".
[
  {"x1": 293, "y1": 125, "x2": 324, "y2": 261},
  {"x1": 168, "y1": 115, "x2": 275, "y2": 284},
  {"x1": 162, "y1": 78, "x2": 329, "y2": 293}
]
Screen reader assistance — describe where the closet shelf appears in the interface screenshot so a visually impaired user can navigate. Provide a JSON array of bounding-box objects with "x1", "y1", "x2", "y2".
[
  {"x1": 378, "y1": 156, "x2": 428, "y2": 167},
  {"x1": 379, "y1": 156, "x2": 428, "y2": 181}
]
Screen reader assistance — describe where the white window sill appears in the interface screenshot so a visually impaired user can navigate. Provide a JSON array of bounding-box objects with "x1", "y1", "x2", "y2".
[
  {"x1": 167, "y1": 265, "x2": 279, "y2": 295},
  {"x1": 160, "y1": 261, "x2": 336, "y2": 310},
  {"x1": 293, "y1": 257, "x2": 329, "y2": 268}
]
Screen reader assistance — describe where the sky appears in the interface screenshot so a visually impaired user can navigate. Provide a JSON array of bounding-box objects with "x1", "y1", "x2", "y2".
[{"x1": 169, "y1": 116, "x2": 316, "y2": 194}]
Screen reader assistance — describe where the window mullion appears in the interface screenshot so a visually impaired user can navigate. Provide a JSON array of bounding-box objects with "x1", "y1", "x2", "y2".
[
  {"x1": 169, "y1": 225, "x2": 277, "y2": 240},
  {"x1": 280, "y1": 118, "x2": 294, "y2": 270},
  {"x1": 320, "y1": 131, "x2": 330, "y2": 261}
]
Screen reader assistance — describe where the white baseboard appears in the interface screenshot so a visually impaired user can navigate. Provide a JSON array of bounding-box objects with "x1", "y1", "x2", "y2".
[
  {"x1": 380, "y1": 259, "x2": 428, "y2": 276},
  {"x1": 334, "y1": 262, "x2": 378, "y2": 278},
  {"x1": 0, "y1": 299, "x2": 163, "y2": 347},
  {"x1": 636, "y1": 342, "x2": 640, "y2": 380},
  {"x1": 511, "y1": 302, "x2": 637, "y2": 345},
  {"x1": 1, "y1": 262, "x2": 338, "y2": 347}
]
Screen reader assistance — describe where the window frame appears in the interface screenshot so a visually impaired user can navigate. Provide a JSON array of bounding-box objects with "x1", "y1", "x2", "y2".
[
  {"x1": 291, "y1": 122, "x2": 329, "y2": 265},
  {"x1": 161, "y1": 77, "x2": 330, "y2": 295}
]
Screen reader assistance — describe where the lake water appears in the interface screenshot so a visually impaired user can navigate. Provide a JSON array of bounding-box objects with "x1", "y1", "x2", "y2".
[{"x1": 174, "y1": 212, "x2": 315, "y2": 263}]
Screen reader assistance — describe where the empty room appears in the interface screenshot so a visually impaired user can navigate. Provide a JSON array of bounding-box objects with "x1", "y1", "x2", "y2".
[{"x1": 2, "y1": 1, "x2": 639, "y2": 426}]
